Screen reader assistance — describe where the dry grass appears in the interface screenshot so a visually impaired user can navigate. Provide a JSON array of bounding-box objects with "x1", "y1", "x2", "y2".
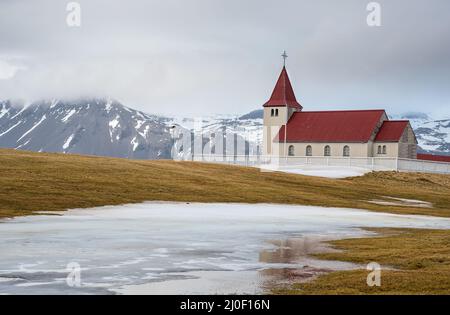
[
  {"x1": 1, "y1": 148, "x2": 450, "y2": 219},
  {"x1": 274, "y1": 228, "x2": 450, "y2": 294}
]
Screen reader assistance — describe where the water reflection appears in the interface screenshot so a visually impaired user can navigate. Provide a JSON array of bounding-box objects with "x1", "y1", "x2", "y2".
[{"x1": 258, "y1": 237, "x2": 334, "y2": 291}]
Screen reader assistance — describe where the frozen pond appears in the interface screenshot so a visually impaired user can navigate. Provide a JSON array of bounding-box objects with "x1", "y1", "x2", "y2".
[{"x1": 1, "y1": 202, "x2": 450, "y2": 295}]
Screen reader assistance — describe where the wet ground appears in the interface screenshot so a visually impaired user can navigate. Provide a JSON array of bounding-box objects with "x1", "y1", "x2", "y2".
[{"x1": 1, "y1": 202, "x2": 450, "y2": 295}]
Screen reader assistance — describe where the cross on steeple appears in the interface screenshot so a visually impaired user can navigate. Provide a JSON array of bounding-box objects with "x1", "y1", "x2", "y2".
[{"x1": 281, "y1": 50, "x2": 288, "y2": 67}]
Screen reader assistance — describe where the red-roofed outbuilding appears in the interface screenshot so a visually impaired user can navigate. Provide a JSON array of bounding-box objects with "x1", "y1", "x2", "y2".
[
  {"x1": 374, "y1": 121, "x2": 410, "y2": 142},
  {"x1": 417, "y1": 153, "x2": 450, "y2": 163}
]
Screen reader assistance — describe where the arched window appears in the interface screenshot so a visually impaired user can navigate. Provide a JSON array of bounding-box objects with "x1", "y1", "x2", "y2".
[
  {"x1": 343, "y1": 145, "x2": 350, "y2": 157},
  {"x1": 382, "y1": 145, "x2": 387, "y2": 154},
  {"x1": 306, "y1": 145, "x2": 312, "y2": 156},
  {"x1": 377, "y1": 145, "x2": 382, "y2": 154},
  {"x1": 324, "y1": 145, "x2": 331, "y2": 156},
  {"x1": 271, "y1": 109, "x2": 274, "y2": 116},
  {"x1": 288, "y1": 145, "x2": 295, "y2": 156},
  {"x1": 275, "y1": 109, "x2": 279, "y2": 116}
]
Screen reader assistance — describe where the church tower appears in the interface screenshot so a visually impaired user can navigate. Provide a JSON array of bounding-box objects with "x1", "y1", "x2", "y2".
[{"x1": 262, "y1": 53, "x2": 302, "y2": 155}]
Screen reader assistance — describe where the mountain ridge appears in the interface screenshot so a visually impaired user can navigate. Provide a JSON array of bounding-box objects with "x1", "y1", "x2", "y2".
[
  {"x1": 0, "y1": 98, "x2": 172, "y2": 159},
  {"x1": 1, "y1": 100, "x2": 449, "y2": 158}
]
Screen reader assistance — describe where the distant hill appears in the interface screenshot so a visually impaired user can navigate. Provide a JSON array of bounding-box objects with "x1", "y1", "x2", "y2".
[
  {"x1": 0, "y1": 99, "x2": 172, "y2": 159},
  {"x1": 239, "y1": 109, "x2": 263, "y2": 120}
]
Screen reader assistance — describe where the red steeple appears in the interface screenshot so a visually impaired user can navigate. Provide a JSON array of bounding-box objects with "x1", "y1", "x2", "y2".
[{"x1": 263, "y1": 66, "x2": 302, "y2": 110}]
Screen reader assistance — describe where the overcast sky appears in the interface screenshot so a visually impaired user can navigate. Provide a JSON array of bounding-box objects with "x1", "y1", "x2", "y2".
[{"x1": 0, "y1": 0, "x2": 449, "y2": 118}]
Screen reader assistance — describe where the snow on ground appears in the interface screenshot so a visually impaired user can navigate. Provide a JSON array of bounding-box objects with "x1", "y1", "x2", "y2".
[
  {"x1": 0, "y1": 104, "x2": 9, "y2": 119},
  {"x1": 0, "y1": 120, "x2": 22, "y2": 137},
  {"x1": 368, "y1": 197, "x2": 433, "y2": 208},
  {"x1": 16, "y1": 114, "x2": 46, "y2": 142},
  {"x1": 260, "y1": 165, "x2": 371, "y2": 178},
  {"x1": 131, "y1": 136, "x2": 139, "y2": 151},
  {"x1": 104, "y1": 99, "x2": 113, "y2": 113},
  {"x1": 1, "y1": 202, "x2": 450, "y2": 294},
  {"x1": 62, "y1": 134, "x2": 74, "y2": 150},
  {"x1": 61, "y1": 109, "x2": 77, "y2": 123}
]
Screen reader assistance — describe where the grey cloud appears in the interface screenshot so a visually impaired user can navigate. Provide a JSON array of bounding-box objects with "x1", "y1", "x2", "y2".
[{"x1": 0, "y1": 0, "x2": 449, "y2": 118}]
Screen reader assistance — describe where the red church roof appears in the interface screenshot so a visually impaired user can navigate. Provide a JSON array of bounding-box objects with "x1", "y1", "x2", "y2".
[
  {"x1": 276, "y1": 110, "x2": 386, "y2": 143},
  {"x1": 263, "y1": 66, "x2": 302, "y2": 109},
  {"x1": 374, "y1": 121, "x2": 409, "y2": 142},
  {"x1": 417, "y1": 153, "x2": 450, "y2": 163}
]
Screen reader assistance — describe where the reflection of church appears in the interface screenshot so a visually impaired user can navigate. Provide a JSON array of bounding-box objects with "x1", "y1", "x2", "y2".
[{"x1": 259, "y1": 238, "x2": 314, "y2": 264}]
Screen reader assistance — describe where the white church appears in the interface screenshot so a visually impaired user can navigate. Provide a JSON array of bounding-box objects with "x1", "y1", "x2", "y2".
[{"x1": 262, "y1": 63, "x2": 418, "y2": 159}]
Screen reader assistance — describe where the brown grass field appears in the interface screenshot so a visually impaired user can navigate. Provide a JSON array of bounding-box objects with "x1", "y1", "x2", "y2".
[
  {"x1": 1, "y1": 148, "x2": 450, "y2": 219},
  {"x1": 1, "y1": 148, "x2": 450, "y2": 294}
]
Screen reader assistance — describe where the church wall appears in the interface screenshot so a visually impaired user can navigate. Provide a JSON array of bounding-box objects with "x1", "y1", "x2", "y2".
[
  {"x1": 263, "y1": 107, "x2": 291, "y2": 127},
  {"x1": 262, "y1": 107, "x2": 296, "y2": 155},
  {"x1": 372, "y1": 125, "x2": 417, "y2": 159},
  {"x1": 373, "y1": 142, "x2": 399, "y2": 158},
  {"x1": 276, "y1": 142, "x2": 373, "y2": 158},
  {"x1": 398, "y1": 124, "x2": 417, "y2": 159}
]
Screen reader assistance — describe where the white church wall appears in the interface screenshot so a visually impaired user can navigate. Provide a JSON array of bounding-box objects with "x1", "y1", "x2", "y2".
[
  {"x1": 373, "y1": 142, "x2": 399, "y2": 158},
  {"x1": 275, "y1": 142, "x2": 372, "y2": 158},
  {"x1": 263, "y1": 107, "x2": 291, "y2": 126}
]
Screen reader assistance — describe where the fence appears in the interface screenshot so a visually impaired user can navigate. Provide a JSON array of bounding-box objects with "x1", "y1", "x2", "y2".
[
  {"x1": 398, "y1": 158, "x2": 450, "y2": 174},
  {"x1": 189, "y1": 154, "x2": 450, "y2": 175}
]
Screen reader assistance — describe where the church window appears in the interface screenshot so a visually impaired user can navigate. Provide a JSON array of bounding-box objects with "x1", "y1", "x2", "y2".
[
  {"x1": 275, "y1": 109, "x2": 279, "y2": 116},
  {"x1": 288, "y1": 145, "x2": 295, "y2": 156},
  {"x1": 324, "y1": 145, "x2": 331, "y2": 156},
  {"x1": 382, "y1": 145, "x2": 387, "y2": 154},
  {"x1": 343, "y1": 145, "x2": 350, "y2": 157},
  {"x1": 377, "y1": 145, "x2": 382, "y2": 154},
  {"x1": 271, "y1": 109, "x2": 274, "y2": 116},
  {"x1": 306, "y1": 145, "x2": 312, "y2": 156}
]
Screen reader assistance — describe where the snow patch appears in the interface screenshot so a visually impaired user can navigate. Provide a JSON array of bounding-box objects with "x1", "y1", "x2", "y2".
[
  {"x1": 17, "y1": 115, "x2": 46, "y2": 142},
  {"x1": 10, "y1": 106, "x2": 27, "y2": 120},
  {"x1": 260, "y1": 165, "x2": 371, "y2": 179},
  {"x1": 49, "y1": 99, "x2": 59, "y2": 109},
  {"x1": 0, "y1": 104, "x2": 9, "y2": 119},
  {"x1": 105, "y1": 100, "x2": 113, "y2": 113},
  {"x1": 109, "y1": 116, "x2": 120, "y2": 129},
  {"x1": 15, "y1": 139, "x2": 30, "y2": 149},
  {"x1": 62, "y1": 134, "x2": 75, "y2": 150},
  {"x1": 108, "y1": 115, "x2": 120, "y2": 142},
  {"x1": 137, "y1": 124, "x2": 150, "y2": 139},
  {"x1": 131, "y1": 136, "x2": 139, "y2": 151},
  {"x1": 0, "y1": 120, "x2": 22, "y2": 137},
  {"x1": 61, "y1": 109, "x2": 76, "y2": 123},
  {"x1": 135, "y1": 119, "x2": 144, "y2": 130}
]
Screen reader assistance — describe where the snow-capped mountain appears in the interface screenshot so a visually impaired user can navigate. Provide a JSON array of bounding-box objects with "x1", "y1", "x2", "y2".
[
  {"x1": 167, "y1": 114, "x2": 263, "y2": 158},
  {"x1": 0, "y1": 99, "x2": 172, "y2": 159},
  {"x1": 392, "y1": 112, "x2": 450, "y2": 154},
  {"x1": 171, "y1": 114, "x2": 263, "y2": 145},
  {"x1": 1, "y1": 99, "x2": 449, "y2": 159}
]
